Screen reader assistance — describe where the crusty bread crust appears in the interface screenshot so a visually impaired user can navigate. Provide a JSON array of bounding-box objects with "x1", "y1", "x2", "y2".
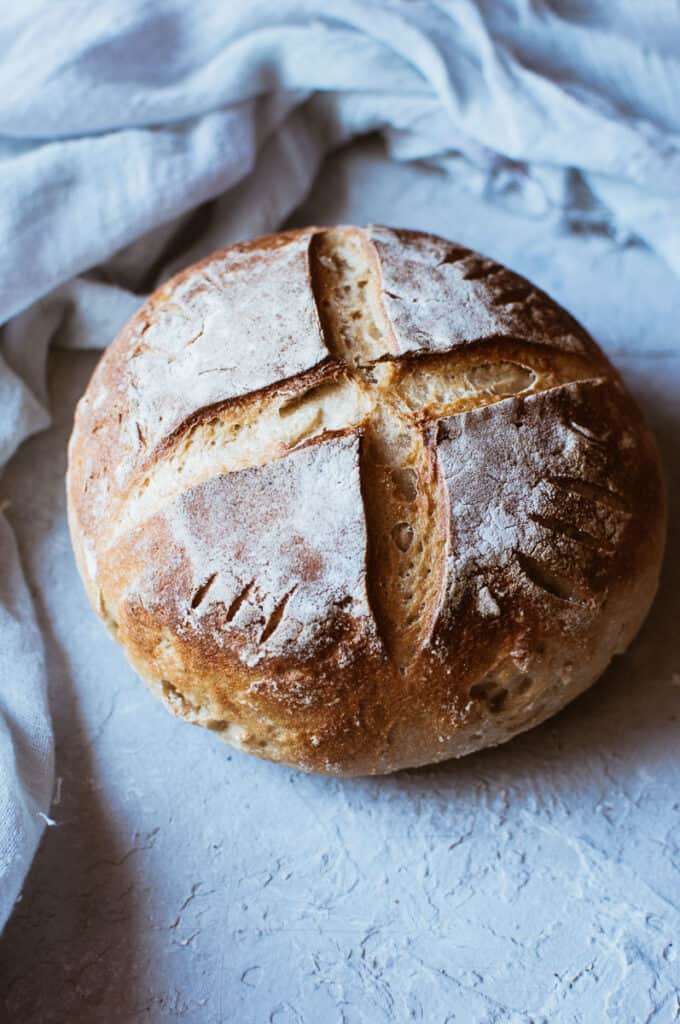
[{"x1": 66, "y1": 225, "x2": 666, "y2": 775}]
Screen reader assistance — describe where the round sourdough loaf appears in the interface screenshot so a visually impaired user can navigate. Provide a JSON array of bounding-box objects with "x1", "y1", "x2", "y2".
[{"x1": 67, "y1": 225, "x2": 666, "y2": 775}]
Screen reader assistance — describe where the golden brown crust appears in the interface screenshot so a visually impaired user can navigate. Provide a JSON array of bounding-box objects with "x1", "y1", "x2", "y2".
[{"x1": 66, "y1": 225, "x2": 666, "y2": 775}]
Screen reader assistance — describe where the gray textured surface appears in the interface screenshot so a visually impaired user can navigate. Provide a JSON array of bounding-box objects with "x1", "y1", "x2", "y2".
[{"x1": 1, "y1": 145, "x2": 679, "y2": 1021}]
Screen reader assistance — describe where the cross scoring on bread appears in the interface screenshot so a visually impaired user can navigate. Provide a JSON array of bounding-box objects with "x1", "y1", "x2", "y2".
[{"x1": 112, "y1": 228, "x2": 612, "y2": 666}]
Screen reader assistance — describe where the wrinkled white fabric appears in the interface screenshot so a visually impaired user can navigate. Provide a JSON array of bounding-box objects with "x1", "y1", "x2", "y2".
[{"x1": 1, "y1": 0, "x2": 679, "y2": 931}]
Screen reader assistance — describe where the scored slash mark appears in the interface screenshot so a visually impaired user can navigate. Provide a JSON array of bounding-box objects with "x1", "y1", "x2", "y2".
[
  {"x1": 190, "y1": 571, "x2": 219, "y2": 610},
  {"x1": 225, "y1": 580, "x2": 255, "y2": 622},
  {"x1": 515, "y1": 552, "x2": 588, "y2": 604},
  {"x1": 113, "y1": 228, "x2": 615, "y2": 663},
  {"x1": 528, "y1": 514, "x2": 614, "y2": 554},
  {"x1": 546, "y1": 476, "x2": 630, "y2": 513},
  {"x1": 259, "y1": 587, "x2": 296, "y2": 644}
]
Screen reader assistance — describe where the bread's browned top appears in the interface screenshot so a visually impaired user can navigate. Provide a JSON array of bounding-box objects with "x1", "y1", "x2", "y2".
[{"x1": 67, "y1": 225, "x2": 664, "y2": 773}]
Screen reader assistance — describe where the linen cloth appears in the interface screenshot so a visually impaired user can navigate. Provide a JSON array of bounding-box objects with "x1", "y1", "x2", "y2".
[{"x1": 1, "y1": 0, "x2": 679, "y2": 932}]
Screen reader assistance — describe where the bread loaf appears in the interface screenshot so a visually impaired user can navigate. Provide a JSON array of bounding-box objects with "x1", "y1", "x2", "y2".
[{"x1": 66, "y1": 225, "x2": 666, "y2": 775}]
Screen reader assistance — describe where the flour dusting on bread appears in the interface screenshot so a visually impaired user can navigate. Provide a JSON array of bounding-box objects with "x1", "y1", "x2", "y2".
[{"x1": 66, "y1": 224, "x2": 666, "y2": 775}]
